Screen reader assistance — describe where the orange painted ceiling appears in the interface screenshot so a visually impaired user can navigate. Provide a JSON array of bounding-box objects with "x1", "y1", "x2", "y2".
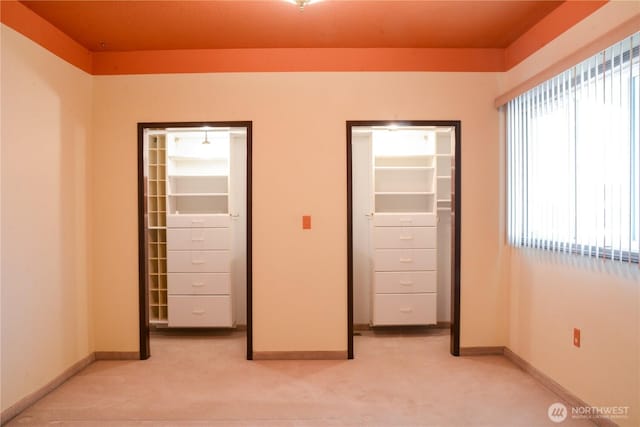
[{"x1": 20, "y1": 0, "x2": 564, "y2": 52}]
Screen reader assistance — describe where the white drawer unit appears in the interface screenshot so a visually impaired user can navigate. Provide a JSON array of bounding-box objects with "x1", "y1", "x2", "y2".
[
  {"x1": 373, "y1": 227, "x2": 436, "y2": 249},
  {"x1": 372, "y1": 293, "x2": 437, "y2": 326},
  {"x1": 168, "y1": 273, "x2": 231, "y2": 295},
  {"x1": 168, "y1": 295, "x2": 233, "y2": 327},
  {"x1": 374, "y1": 271, "x2": 437, "y2": 294},
  {"x1": 374, "y1": 249, "x2": 436, "y2": 272},
  {"x1": 167, "y1": 250, "x2": 230, "y2": 273},
  {"x1": 167, "y1": 227, "x2": 230, "y2": 251},
  {"x1": 167, "y1": 214, "x2": 233, "y2": 327},
  {"x1": 371, "y1": 217, "x2": 437, "y2": 326},
  {"x1": 167, "y1": 214, "x2": 231, "y2": 228}
]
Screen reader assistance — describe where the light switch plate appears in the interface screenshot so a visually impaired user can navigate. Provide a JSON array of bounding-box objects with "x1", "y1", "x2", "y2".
[{"x1": 302, "y1": 215, "x2": 311, "y2": 229}]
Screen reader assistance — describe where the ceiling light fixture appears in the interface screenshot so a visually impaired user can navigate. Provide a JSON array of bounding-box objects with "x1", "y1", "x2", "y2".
[
  {"x1": 286, "y1": 0, "x2": 320, "y2": 10},
  {"x1": 202, "y1": 130, "x2": 211, "y2": 145}
]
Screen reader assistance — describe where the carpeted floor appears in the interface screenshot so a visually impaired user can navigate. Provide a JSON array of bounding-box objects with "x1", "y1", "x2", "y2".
[{"x1": 6, "y1": 330, "x2": 593, "y2": 426}]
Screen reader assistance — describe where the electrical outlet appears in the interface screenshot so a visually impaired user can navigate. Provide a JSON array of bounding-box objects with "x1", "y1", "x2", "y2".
[{"x1": 573, "y1": 328, "x2": 581, "y2": 348}]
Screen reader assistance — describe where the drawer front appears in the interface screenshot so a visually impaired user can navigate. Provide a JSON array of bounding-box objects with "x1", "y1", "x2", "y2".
[
  {"x1": 167, "y1": 250, "x2": 230, "y2": 273},
  {"x1": 168, "y1": 295, "x2": 233, "y2": 327},
  {"x1": 374, "y1": 249, "x2": 436, "y2": 271},
  {"x1": 374, "y1": 271, "x2": 437, "y2": 294},
  {"x1": 373, "y1": 213, "x2": 436, "y2": 227},
  {"x1": 167, "y1": 214, "x2": 230, "y2": 228},
  {"x1": 372, "y1": 293, "x2": 436, "y2": 326},
  {"x1": 168, "y1": 273, "x2": 231, "y2": 295},
  {"x1": 373, "y1": 227, "x2": 436, "y2": 249},
  {"x1": 167, "y1": 228, "x2": 230, "y2": 251}
]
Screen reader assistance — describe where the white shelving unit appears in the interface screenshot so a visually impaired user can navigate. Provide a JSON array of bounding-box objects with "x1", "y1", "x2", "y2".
[
  {"x1": 165, "y1": 131, "x2": 234, "y2": 328},
  {"x1": 375, "y1": 163, "x2": 434, "y2": 212},
  {"x1": 167, "y1": 136, "x2": 230, "y2": 216},
  {"x1": 435, "y1": 129, "x2": 454, "y2": 322},
  {"x1": 435, "y1": 130, "x2": 453, "y2": 210},
  {"x1": 144, "y1": 127, "x2": 247, "y2": 329},
  {"x1": 370, "y1": 130, "x2": 438, "y2": 326}
]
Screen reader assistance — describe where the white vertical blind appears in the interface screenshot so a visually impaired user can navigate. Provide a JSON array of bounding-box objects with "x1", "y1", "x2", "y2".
[{"x1": 507, "y1": 32, "x2": 640, "y2": 263}]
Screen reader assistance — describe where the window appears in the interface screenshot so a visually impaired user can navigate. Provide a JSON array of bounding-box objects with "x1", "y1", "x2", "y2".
[{"x1": 507, "y1": 33, "x2": 640, "y2": 263}]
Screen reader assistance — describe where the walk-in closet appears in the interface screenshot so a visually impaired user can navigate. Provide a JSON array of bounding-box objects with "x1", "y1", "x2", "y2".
[
  {"x1": 139, "y1": 123, "x2": 251, "y2": 358},
  {"x1": 349, "y1": 122, "x2": 458, "y2": 354}
]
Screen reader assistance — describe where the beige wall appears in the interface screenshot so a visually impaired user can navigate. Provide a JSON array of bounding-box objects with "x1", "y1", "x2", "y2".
[
  {"x1": 509, "y1": 251, "x2": 639, "y2": 426},
  {"x1": 91, "y1": 71, "x2": 506, "y2": 352},
  {"x1": 501, "y1": 3, "x2": 640, "y2": 426},
  {"x1": 0, "y1": 25, "x2": 93, "y2": 411}
]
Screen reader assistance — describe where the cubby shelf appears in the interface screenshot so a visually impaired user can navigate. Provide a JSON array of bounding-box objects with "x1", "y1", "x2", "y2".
[{"x1": 147, "y1": 134, "x2": 169, "y2": 323}]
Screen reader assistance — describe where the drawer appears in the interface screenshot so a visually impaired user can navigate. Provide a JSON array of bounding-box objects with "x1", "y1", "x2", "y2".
[
  {"x1": 374, "y1": 249, "x2": 436, "y2": 271},
  {"x1": 167, "y1": 214, "x2": 230, "y2": 228},
  {"x1": 373, "y1": 213, "x2": 436, "y2": 227},
  {"x1": 168, "y1": 295, "x2": 233, "y2": 327},
  {"x1": 374, "y1": 271, "x2": 437, "y2": 294},
  {"x1": 167, "y1": 228, "x2": 230, "y2": 251},
  {"x1": 167, "y1": 250, "x2": 230, "y2": 273},
  {"x1": 373, "y1": 227, "x2": 436, "y2": 249},
  {"x1": 372, "y1": 293, "x2": 436, "y2": 326},
  {"x1": 168, "y1": 273, "x2": 231, "y2": 295}
]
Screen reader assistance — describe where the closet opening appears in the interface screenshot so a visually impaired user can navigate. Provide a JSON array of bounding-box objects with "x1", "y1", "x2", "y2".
[
  {"x1": 347, "y1": 121, "x2": 461, "y2": 359},
  {"x1": 137, "y1": 122, "x2": 252, "y2": 360}
]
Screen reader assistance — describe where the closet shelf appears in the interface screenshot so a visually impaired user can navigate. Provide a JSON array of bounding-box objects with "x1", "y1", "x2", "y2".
[
  {"x1": 374, "y1": 166, "x2": 434, "y2": 170},
  {"x1": 168, "y1": 193, "x2": 228, "y2": 197},
  {"x1": 375, "y1": 191, "x2": 435, "y2": 196},
  {"x1": 168, "y1": 174, "x2": 228, "y2": 178},
  {"x1": 168, "y1": 155, "x2": 229, "y2": 161}
]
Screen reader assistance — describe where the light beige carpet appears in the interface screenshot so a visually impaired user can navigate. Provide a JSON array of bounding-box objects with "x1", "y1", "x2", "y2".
[{"x1": 6, "y1": 331, "x2": 593, "y2": 426}]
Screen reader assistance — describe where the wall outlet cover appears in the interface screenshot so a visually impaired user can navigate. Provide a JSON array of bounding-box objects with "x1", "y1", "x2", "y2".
[{"x1": 302, "y1": 215, "x2": 311, "y2": 229}]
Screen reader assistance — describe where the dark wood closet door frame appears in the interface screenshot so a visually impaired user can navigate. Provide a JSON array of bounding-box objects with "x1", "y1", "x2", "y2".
[
  {"x1": 137, "y1": 121, "x2": 253, "y2": 360},
  {"x1": 346, "y1": 120, "x2": 461, "y2": 358}
]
